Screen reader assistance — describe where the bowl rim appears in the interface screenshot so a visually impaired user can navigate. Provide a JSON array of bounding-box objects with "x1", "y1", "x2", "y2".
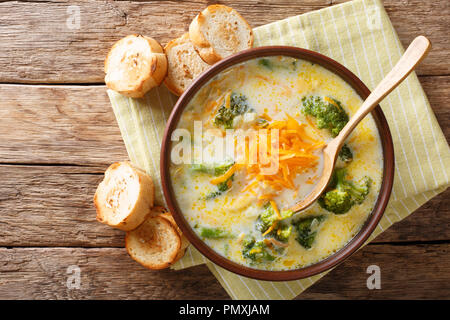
[{"x1": 160, "y1": 46, "x2": 394, "y2": 281}]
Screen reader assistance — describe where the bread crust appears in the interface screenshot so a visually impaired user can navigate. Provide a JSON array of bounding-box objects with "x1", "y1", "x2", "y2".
[
  {"x1": 189, "y1": 5, "x2": 253, "y2": 64},
  {"x1": 94, "y1": 161, "x2": 154, "y2": 231},
  {"x1": 163, "y1": 33, "x2": 209, "y2": 96},
  {"x1": 105, "y1": 35, "x2": 167, "y2": 98},
  {"x1": 125, "y1": 216, "x2": 181, "y2": 270},
  {"x1": 159, "y1": 212, "x2": 189, "y2": 262},
  {"x1": 189, "y1": 12, "x2": 218, "y2": 64},
  {"x1": 163, "y1": 36, "x2": 186, "y2": 96}
]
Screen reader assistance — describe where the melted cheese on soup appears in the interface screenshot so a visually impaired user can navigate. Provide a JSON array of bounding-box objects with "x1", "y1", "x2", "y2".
[{"x1": 169, "y1": 56, "x2": 383, "y2": 270}]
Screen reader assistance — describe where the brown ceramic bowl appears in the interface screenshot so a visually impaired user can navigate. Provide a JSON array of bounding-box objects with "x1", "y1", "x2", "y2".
[{"x1": 160, "y1": 46, "x2": 394, "y2": 281}]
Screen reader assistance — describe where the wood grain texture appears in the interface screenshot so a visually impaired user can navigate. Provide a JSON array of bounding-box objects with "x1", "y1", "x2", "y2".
[
  {"x1": 0, "y1": 248, "x2": 226, "y2": 300},
  {"x1": 421, "y1": 76, "x2": 450, "y2": 140},
  {"x1": 0, "y1": 85, "x2": 127, "y2": 165},
  {"x1": 298, "y1": 243, "x2": 450, "y2": 299},
  {"x1": 0, "y1": 165, "x2": 123, "y2": 247},
  {"x1": 0, "y1": 0, "x2": 448, "y2": 84},
  {"x1": 0, "y1": 164, "x2": 448, "y2": 247},
  {"x1": 0, "y1": 244, "x2": 447, "y2": 299}
]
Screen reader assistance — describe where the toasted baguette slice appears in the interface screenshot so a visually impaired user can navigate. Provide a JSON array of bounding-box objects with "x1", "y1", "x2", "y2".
[
  {"x1": 189, "y1": 5, "x2": 253, "y2": 64},
  {"x1": 126, "y1": 216, "x2": 181, "y2": 269},
  {"x1": 163, "y1": 33, "x2": 210, "y2": 96},
  {"x1": 148, "y1": 206, "x2": 189, "y2": 262},
  {"x1": 105, "y1": 35, "x2": 167, "y2": 98},
  {"x1": 159, "y1": 212, "x2": 189, "y2": 262},
  {"x1": 94, "y1": 161, "x2": 154, "y2": 231}
]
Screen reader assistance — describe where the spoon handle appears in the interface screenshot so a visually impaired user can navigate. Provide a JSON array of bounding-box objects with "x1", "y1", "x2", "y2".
[{"x1": 333, "y1": 36, "x2": 431, "y2": 148}]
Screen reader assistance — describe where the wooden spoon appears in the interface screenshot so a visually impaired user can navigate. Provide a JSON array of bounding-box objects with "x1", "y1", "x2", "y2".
[{"x1": 290, "y1": 36, "x2": 431, "y2": 213}]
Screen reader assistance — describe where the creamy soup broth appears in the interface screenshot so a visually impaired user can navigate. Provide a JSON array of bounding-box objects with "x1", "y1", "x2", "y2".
[{"x1": 169, "y1": 56, "x2": 383, "y2": 270}]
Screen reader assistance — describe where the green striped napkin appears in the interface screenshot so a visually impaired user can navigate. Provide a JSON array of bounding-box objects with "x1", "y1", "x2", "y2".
[{"x1": 108, "y1": 0, "x2": 450, "y2": 300}]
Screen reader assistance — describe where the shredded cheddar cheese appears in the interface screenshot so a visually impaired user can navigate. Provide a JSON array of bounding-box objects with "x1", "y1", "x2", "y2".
[
  {"x1": 270, "y1": 200, "x2": 281, "y2": 219},
  {"x1": 225, "y1": 91, "x2": 231, "y2": 109},
  {"x1": 262, "y1": 220, "x2": 278, "y2": 236},
  {"x1": 258, "y1": 194, "x2": 275, "y2": 200},
  {"x1": 210, "y1": 164, "x2": 237, "y2": 185},
  {"x1": 244, "y1": 114, "x2": 325, "y2": 193},
  {"x1": 324, "y1": 96, "x2": 337, "y2": 106}
]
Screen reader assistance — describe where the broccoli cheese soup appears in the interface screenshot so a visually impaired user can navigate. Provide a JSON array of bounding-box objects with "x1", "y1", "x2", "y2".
[{"x1": 169, "y1": 56, "x2": 383, "y2": 270}]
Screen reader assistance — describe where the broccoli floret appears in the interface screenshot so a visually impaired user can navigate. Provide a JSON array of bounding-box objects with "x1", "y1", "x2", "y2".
[
  {"x1": 192, "y1": 160, "x2": 235, "y2": 200},
  {"x1": 214, "y1": 93, "x2": 253, "y2": 129},
  {"x1": 190, "y1": 160, "x2": 234, "y2": 176},
  {"x1": 256, "y1": 202, "x2": 293, "y2": 234},
  {"x1": 256, "y1": 203, "x2": 293, "y2": 243},
  {"x1": 302, "y1": 96, "x2": 354, "y2": 162},
  {"x1": 203, "y1": 174, "x2": 234, "y2": 200},
  {"x1": 319, "y1": 168, "x2": 372, "y2": 214},
  {"x1": 346, "y1": 176, "x2": 372, "y2": 204},
  {"x1": 293, "y1": 216, "x2": 325, "y2": 249},
  {"x1": 257, "y1": 203, "x2": 278, "y2": 233},
  {"x1": 338, "y1": 144, "x2": 353, "y2": 163},
  {"x1": 203, "y1": 190, "x2": 221, "y2": 200},
  {"x1": 258, "y1": 58, "x2": 298, "y2": 71},
  {"x1": 217, "y1": 178, "x2": 232, "y2": 192},
  {"x1": 302, "y1": 96, "x2": 349, "y2": 137},
  {"x1": 274, "y1": 224, "x2": 292, "y2": 243},
  {"x1": 281, "y1": 210, "x2": 293, "y2": 219},
  {"x1": 199, "y1": 227, "x2": 233, "y2": 239},
  {"x1": 320, "y1": 189, "x2": 353, "y2": 214},
  {"x1": 242, "y1": 236, "x2": 275, "y2": 263},
  {"x1": 258, "y1": 58, "x2": 273, "y2": 70}
]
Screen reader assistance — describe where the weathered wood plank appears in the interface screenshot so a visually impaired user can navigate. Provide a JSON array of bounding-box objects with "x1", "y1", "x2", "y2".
[
  {"x1": 0, "y1": 165, "x2": 123, "y2": 247},
  {"x1": 0, "y1": 76, "x2": 448, "y2": 166},
  {"x1": 0, "y1": 164, "x2": 448, "y2": 247},
  {"x1": 0, "y1": 0, "x2": 329, "y2": 84},
  {"x1": 0, "y1": 0, "x2": 447, "y2": 84},
  {"x1": 299, "y1": 243, "x2": 450, "y2": 299},
  {"x1": 374, "y1": 188, "x2": 450, "y2": 243},
  {"x1": 0, "y1": 85, "x2": 127, "y2": 165},
  {"x1": 420, "y1": 76, "x2": 450, "y2": 140},
  {"x1": 0, "y1": 244, "x2": 447, "y2": 299},
  {"x1": 0, "y1": 248, "x2": 227, "y2": 300}
]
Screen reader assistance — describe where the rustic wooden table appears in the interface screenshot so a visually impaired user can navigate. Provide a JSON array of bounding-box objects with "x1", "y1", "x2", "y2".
[{"x1": 0, "y1": 0, "x2": 448, "y2": 300}]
